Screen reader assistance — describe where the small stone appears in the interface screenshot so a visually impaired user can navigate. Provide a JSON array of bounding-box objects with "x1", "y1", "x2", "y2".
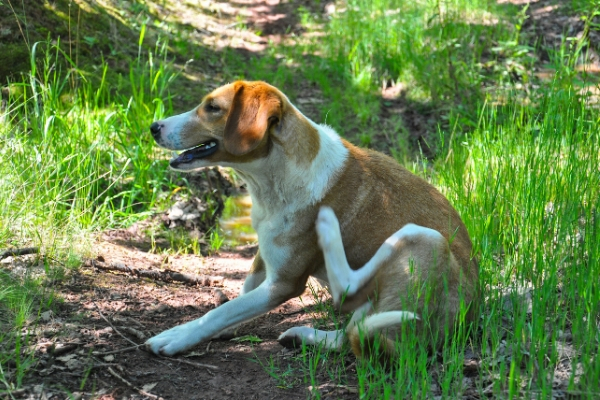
[
  {"x1": 56, "y1": 354, "x2": 77, "y2": 362},
  {"x1": 168, "y1": 206, "x2": 184, "y2": 220},
  {"x1": 151, "y1": 304, "x2": 169, "y2": 314},
  {"x1": 41, "y1": 310, "x2": 53, "y2": 322},
  {"x1": 213, "y1": 288, "x2": 229, "y2": 305},
  {"x1": 324, "y1": 2, "x2": 336, "y2": 14},
  {"x1": 181, "y1": 212, "x2": 200, "y2": 221},
  {"x1": 65, "y1": 358, "x2": 82, "y2": 371}
]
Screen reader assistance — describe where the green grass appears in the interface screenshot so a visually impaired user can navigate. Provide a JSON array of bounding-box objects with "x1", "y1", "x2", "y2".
[
  {"x1": 1, "y1": 0, "x2": 600, "y2": 396},
  {"x1": 0, "y1": 271, "x2": 35, "y2": 389},
  {"x1": 0, "y1": 29, "x2": 177, "y2": 390},
  {"x1": 284, "y1": 0, "x2": 527, "y2": 145},
  {"x1": 1, "y1": 40, "x2": 173, "y2": 247},
  {"x1": 446, "y1": 84, "x2": 599, "y2": 396},
  {"x1": 351, "y1": 80, "x2": 599, "y2": 398}
]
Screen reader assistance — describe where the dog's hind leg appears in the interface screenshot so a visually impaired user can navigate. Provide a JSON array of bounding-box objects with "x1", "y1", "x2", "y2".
[
  {"x1": 315, "y1": 206, "x2": 445, "y2": 308},
  {"x1": 316, "y1": 206, "x2": 409, "y2": 306},
  {"x1": 316, "y1": 206, "x2": 455, "y2": 360},
  {"x1": 315, "y1": 206, "x2": 405, "y2": 306},
  {"x1": 347, "y1": 311, "x2": 419, "y2": 360},
  {"x1": 278, "y1": 327, "x2": 345, "y2": 350}
]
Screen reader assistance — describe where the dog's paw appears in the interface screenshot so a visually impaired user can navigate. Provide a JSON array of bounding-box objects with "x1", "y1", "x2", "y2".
[
  {"x1": 316, "y1": 206, "x2": 342, "y2": 249},
  {"x1": 278, "y1": 327, "x2": 310, "y2": 348},
  {"x1": 279, "y1": 326, "x2": 344, "y2": 350},
  {"x1": 145, "y1": 321, "x2": 201, "y2": 356}
]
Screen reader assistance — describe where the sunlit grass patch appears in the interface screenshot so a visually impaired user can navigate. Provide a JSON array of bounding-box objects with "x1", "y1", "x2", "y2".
[
  {"x1": 298, "y1": 0, "x2": 518, "y2": 134},
  {"x1": 0, "y1": 34, "x2": 178, "y2": 390},
  {"x1": 430, "y1": 79, "x2": 600, "y2": 396},
  {"x1": 1, "y1": 36, "x2": 176, "y2": 248}
]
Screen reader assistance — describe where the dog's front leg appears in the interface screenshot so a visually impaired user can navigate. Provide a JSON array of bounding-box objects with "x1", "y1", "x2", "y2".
[
  {"x1": 213, "y1": 254, "x2": 267, "y2": 339},
  {"x1": 146, "y1": 278, "x2": 294, "y2": 356}
]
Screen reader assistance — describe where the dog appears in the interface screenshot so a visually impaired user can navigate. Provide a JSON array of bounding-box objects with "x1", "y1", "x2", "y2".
[{"x1": 147, "y1": 81, "x2": 478, "y2": 359}]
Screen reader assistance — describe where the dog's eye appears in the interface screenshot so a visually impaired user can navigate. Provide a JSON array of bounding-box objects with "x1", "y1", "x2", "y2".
[{"x1": 205, "y1": 103, "x2": 220, "y2": 113}]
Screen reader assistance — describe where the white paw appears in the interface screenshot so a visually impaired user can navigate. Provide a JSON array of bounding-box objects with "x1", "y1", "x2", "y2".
[
  {"x1": 278, "y1": 326, "x2": 311, "y2": 348},
  {"x1": 316, "y1": 206, "x2": 342, "y2": 250},
  {"x1": 145, "y1": 320, "x2": 201, "y2": 356},
  {"x1": 279, "y1": 326, "x2": 344, "y2": 350}
]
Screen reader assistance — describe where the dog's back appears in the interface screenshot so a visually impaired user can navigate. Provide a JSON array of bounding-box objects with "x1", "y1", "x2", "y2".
[{"x1": 325, "y1": 141, "x2": 477, "y2": 281}]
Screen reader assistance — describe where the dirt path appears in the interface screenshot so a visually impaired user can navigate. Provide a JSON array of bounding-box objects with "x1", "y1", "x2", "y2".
[
  {"x1": 15, "y1": 237, "x2": 355, "y2": 400},
  {"x1": 0, "y1": 2, "x2": 355, "y2": 398}
]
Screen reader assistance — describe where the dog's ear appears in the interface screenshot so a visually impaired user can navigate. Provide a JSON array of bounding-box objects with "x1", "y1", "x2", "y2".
[{"x1": 223, "y1": 83, "x2": 282, "y2": 156}]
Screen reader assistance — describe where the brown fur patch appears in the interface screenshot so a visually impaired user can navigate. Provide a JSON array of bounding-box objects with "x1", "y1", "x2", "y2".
[{"x1": 223, "y1": 82, "x2": 283, "y2": 156}]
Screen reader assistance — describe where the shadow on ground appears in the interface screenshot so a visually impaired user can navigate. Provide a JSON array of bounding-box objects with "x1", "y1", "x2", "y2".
[{"x1": 11, "y1": 241, "x2": 356, "y2": 399}]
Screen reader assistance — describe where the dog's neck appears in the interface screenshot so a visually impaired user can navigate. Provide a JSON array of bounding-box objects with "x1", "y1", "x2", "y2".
[{"x1": 235, "y1": 115, "x2": 348, "y2": 213}]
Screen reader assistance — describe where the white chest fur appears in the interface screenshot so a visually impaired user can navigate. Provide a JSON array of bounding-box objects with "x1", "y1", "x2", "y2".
[
  {"x1": 236, "y1": 120, "x2": 348, "y2": 274},
  {"x1": 251, "y1": 202, "x2": 292, "y2": 272}
]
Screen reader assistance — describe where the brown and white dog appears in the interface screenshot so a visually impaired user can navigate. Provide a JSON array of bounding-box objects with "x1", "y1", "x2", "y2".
[{"x1": 147, "y1": 81, "x2": 478, "y2": 359}]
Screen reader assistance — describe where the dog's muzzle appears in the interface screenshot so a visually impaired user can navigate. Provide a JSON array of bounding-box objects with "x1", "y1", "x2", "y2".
[{"x1": 150, "y1": 120, "x2": 219, "y2": 167}]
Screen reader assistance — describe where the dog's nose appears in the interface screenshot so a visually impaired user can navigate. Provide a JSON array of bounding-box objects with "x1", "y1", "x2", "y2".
[{"x1": 150, "y1": 122, "x2": 162, "y2": 139}]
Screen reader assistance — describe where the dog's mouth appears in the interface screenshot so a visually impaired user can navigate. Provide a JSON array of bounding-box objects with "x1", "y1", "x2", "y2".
[{"x1": 170, "y1": 140, "x2": 219, "y2": 167}]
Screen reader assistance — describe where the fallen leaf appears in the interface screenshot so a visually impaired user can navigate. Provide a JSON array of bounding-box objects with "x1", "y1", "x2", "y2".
[
  {"x1": 142, "y1": 382, "x2": 158, "y2": 392},
  {"x1": 40, "y1": 310, "x2": 53, "y2": 322},
  {"x1": 56, "y1": 354, "x2": 77, "y2": 362}
]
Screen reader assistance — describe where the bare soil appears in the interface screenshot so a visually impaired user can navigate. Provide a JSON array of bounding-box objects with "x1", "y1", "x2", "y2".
[{"x1": 5, "y1": 235, "x2": 358, "y2": 400}]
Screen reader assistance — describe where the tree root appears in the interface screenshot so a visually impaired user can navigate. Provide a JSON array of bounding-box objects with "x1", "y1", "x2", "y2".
[{"x1": 0, "y1": 247, "x2": 40, "y2": 259}]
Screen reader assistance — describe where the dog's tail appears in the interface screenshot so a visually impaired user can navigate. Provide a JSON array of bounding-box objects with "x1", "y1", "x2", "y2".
[{"x1": 347, "y1": 311, "x2": 419, "y2": 362}]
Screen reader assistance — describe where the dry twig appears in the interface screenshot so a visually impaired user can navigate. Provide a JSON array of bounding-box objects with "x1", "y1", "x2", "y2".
[
  {"x1": 161, "y1": 356, "x2": 219, "y2": 370},
  {"x1": 93, "y1": 302, "x2": 139, "y2": 347},
  {"x1": 50, "y1": 343, "x2": 81, "y2": 356},
  {"x1": 107, "y1": 366, "x2": 163, "y2": 400},
  {"x1": 86, "y1": 259, "x2": 224, "y2": 286},
  {"x1": 93, "y1": 344, "x2": 143, "y2": 356},
  {"x1": 0, "y1": 247, "x2": 40, "y2": 259}
]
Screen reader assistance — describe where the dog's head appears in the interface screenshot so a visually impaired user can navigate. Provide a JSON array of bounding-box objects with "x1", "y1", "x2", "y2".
[{"x1": 150, "y1": 81, "x2": 286, "y2": 170}]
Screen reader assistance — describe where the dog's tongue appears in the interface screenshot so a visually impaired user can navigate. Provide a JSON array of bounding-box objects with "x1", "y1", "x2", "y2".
[{"x1": 170, "y1": 141, "x2": 218, "y2": 167}]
